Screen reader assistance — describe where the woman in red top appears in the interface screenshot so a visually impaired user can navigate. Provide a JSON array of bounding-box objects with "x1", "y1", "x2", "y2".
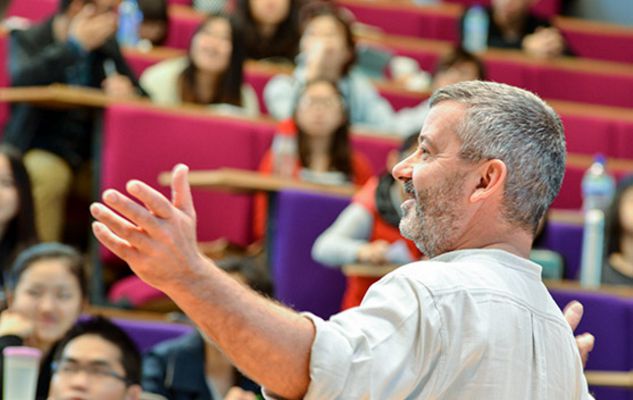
[{"x1": 254, "y1": 78, "x2": 373, "y2": 241}]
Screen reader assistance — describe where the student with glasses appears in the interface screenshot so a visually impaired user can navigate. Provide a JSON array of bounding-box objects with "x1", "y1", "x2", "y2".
[{"x1": 48, "y1": 316, "x2": 142, "y2": 400}]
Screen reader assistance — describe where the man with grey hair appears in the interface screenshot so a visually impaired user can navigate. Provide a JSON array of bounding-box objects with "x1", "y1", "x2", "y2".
[{"x1": 89, "y1": 80, "x2": 592, "y2": 399}]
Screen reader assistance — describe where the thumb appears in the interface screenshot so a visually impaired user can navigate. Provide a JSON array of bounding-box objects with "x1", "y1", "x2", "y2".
[
  {"x1": 171, "y1": 164, "x2": 195, "y2": 218},
  {"x1": 563, "y1": 300, "x2": 583, "y2": 332}
]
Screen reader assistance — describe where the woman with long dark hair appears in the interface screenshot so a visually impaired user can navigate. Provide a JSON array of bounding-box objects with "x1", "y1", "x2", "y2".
[
  {"x1": 254, "y1": 78, "x2": 373, "y2": 240},
  {"x1": 140, "y1": 13, "x2": 259, "y2": 116},
  {"x1": 0, "y1": 145, "x2": 38, "y2": 278},
  {"x1": 264, "y1": 3, "x2": 394, "y2": 131},
  {"x1": 234, "y1": 0, "x2": 301, "y2": 62}
]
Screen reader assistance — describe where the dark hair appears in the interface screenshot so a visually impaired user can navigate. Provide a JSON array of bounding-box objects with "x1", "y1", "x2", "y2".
[
  {"x1": 179, "y1": 14, "x2": 245, "y2": 106},
  {"x1": 138, "y1": 0, "x2": 168, "y2": 45},
  {"x1": 605, "y1": 175, "x2": 633, "y2": 257},
  {"x1": 294, "y1": 78, "x2": 353, "y2": 179},
  {"x1": 0, "y1": 145, "x2": 38, "y2": 274},
  {"x1": 6, "y1": 243, "x2": 87, "y2": 298},
  {"x1": 299, "y1": 2, "x2": 357, "y2": 76},
  {"x1": 433, "y1": 47, "x2": 486, "y2": 81},
  {"x1": 216, "y1": 256, "x2": 273, "y2": 297},
  {"x1": 53, "y1": 316, "x2": 141, "y2": 386},
  {"x1": 58, "y1": 0, "x2": 93, "y2": 13},
  {"x1": 235, "y1": 0, "x2": 300, "y2": 62}
]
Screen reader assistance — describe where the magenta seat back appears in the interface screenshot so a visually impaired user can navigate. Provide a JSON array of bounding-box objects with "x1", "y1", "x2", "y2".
[
  {"x1": 341, "y1": 2, "x2": 459, "y2": 42},
  {"x1": 100, "y1": 104, "x2": 268, "y2": 262},
  {"x1": 5, "y1": 0, "x2": 57, "y2": 22},
  {"x1": 561, "y1": 27, "x2": 633, "y2": 64},
  {"x1": 561, "y1": 114, "x2": 615, "y2": 158},
  {"x1": 165, "y1": 10, "x2": 203, "y2": 50}
]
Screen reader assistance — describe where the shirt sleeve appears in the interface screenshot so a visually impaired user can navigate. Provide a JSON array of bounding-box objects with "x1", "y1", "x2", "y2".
[
  {"x1": 311, "y1": 203, "x2": 375, "y2": 268},
  {"x1": 300, "y1": 271, "x2": 444, "y2": 399},
  {"x1": 264, "y1": 74, "x2": 300, "y2": 120}
]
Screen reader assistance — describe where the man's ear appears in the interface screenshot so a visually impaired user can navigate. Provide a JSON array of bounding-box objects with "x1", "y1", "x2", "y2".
[{"x1": 469, "y1": 159, "x2": 507, "y2": 203}]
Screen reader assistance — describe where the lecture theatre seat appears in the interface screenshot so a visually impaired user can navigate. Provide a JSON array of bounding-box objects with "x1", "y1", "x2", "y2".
[
  {"x1": 549, "y1": 289, "x2": 633, "y2": 400},
  {"x1": 100, "y1": 103, "x2": 273, "y2": 262},
  {"x1": 271, "y1": 189, "x2": 349, "y2": 319}
]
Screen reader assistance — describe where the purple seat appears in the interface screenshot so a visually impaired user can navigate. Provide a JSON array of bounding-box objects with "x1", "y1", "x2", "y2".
[
  {"x1": 113, "y1": 318, "x2": 194, "y2": 353},
  {"x1": 271, "y1": 190, "x2": 350, "y2": 319},
  {"x1": 79, "y1": 315, "x2": 193, "y2": 353},
  {"x1": 540, "y1": 221, "x2": 583, "y2": 280},
  {"x1": 549, "y1": 289, "x2": 632, "y2": 400}
]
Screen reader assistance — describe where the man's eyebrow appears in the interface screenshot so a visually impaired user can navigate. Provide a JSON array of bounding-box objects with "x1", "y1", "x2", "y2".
[
  {"x1": 419, "y1": 134, "x2": 438, "y2": 153},
  {"x1": 61, "y1": 357, "x2": 114, "y2": 368}
]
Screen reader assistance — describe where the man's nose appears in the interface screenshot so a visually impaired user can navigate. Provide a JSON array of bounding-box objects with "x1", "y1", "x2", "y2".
[{"x1": 392, "y1": 157, "x2": 413, "y2": 182}]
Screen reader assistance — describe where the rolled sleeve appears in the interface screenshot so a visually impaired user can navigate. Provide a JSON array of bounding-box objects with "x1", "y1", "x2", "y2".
[{"x1": 266, "y1": 269, "x2": 442, "y2": 399}]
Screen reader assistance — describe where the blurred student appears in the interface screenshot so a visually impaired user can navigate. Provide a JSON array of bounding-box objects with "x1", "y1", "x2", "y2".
[
  {"x1": 48, "y1": 316, "x2": 142, "y2": 400},
  {"x1": 3, "y1": 0, "x2": 144, "y2": 243},
  {"x1": 393, "y1": 47, "x2": 486, "y2": 136},
  {"x1": 254, "y1": 78, "x2": 373, "y2": 240},
  {"x1": 0, "y1": 146, "x2": 38, "y2": 279},
  {"x1": 234, "y1": 0, "x2": 301, "y2": 63},
  {"x1": 460, "y1": 0, "x2": 568, "y2": 59},
  {"x1": 140, "y1": 13, "x2": 259, "y2": 117},
  {"x1": 264, "y1": 2, "x2": 395, "y2": 132},
  {"x1": 138, "y1": 0, "x2": 168, "y2": 47},
  {"x1": 602, "y1": 175, "x2": 633, "y2": 285},
  {"x1": 313, "y1": 134, "x2": 421, "y2": 309},
  {"x1": 142, "y1": 257, "x2": 269, "y2": 400},
  {"x1": 0, "y1": 243, "x2": 86, "y2": 398}
]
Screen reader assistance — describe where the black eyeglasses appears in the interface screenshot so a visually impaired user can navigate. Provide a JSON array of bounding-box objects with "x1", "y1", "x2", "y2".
[{"x1": 51, "y1": 360, "x2": 131, "y2": 385}]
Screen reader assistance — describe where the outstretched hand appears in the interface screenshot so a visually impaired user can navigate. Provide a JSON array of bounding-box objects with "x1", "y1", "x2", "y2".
[
  {"x1": 563, "y1": 301, "x2": 595, "y2": 368},
  {"x1": 90, "y1": 164, "x2": 206, "y2": 290}
]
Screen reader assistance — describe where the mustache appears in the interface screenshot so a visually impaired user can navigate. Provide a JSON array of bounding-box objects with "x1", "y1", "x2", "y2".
[{"x1": 403, "y1": 180, "x2": 415, "y2": 196}]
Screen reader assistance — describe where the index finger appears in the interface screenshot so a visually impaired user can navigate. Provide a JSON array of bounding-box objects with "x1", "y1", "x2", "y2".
[
  {"x1": 171, "y1": 164, "x2": 196, "y2": 218},
  {"x1": 563, "y1": 301, "x2": 583, "y2": 332}
]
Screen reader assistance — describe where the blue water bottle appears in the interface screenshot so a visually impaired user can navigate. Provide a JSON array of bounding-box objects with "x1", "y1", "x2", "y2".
[
  {"x1": 579, "y1": 154, "x2": 615, "y2": 287},
  {"x1": 117, "y1": 0, "x2": 143, "y2": 47},
  {"x1": 462, "y1": 5, "x2": 489, "y2": 53}
]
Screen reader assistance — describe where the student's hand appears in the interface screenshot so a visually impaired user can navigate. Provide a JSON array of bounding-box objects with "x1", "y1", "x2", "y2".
[
  {"x1": 563, "y1": 300, "x2": 595, "y2": 368},
  {"x1": 102, "y1": 75, "x2": 137, "y2": 99},
  {"x1": 69, "y1": 4, "x2": 117, "y2": 51},
  {"x1": 304, "y1": 38, "x2": 348, "y2": 82},
  {"x1": 0, "y1": 309, "x2": 34, "y2": 338},
  {"x1": 90, "y1": 164, "x2": 207, "y2": 291},
  {"x1": 522, "y1": 27, "x2": 565, "y2": 59},
  {"x1": 357, "y1": 240, "x2": 390, "y2": 265},
  {"x1": 224, "y1": 387, "x2": 258, "y2": 400}
]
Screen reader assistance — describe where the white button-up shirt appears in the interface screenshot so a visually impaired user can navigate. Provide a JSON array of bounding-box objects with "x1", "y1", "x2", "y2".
[{"x1": 275, "y1": 249, "x2": 591, "y2": 399}]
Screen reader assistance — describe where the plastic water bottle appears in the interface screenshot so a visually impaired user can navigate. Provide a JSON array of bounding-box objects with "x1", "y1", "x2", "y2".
[
  {"x1": 581, "y1": 154, "x2": 615, "y2": 213},
  {"x1": 579, "y1": 154, "x2": 615, "y2": 287},
  {"x1": 462, "y1": 5, "x2": 489, "y2": 53},
  {"x1": 271, "y1": 120, "x2": 297, "y2": 178},
  {"x1": 117, "y1": 0, "x2": 143, "y2": 48}
]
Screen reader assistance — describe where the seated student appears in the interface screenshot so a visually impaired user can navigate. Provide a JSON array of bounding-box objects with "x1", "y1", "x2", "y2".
[
  {"x1": 0, "y1": 146, "x2": 38, "y2": 281},
  {"x1": 138, "y1": 0, "x2": 168, "y2": 47},
  {"x1": 312, "y1": 134, "x2": 422, "y2": 309},
  {"x1": 3, "y1": 0, "x2": 144, "y2": 243},
  {"x1": 393, "y1": 47, "x2": 486, "y2": 137},
  {"x1": 48, "y1": 316, "x2": 142, "y2": 400},
  {"x1": 140, "y1": 13, "x2": 259, "y2": 117},
  {"x1": 254, "y1": 78, "x2": 374, "y2": 240},
  {"x1": 0, "y1": 243, "x2": 86, "y2": 398},
  {"x1": 602, "y1": 175, "x2": 633, "y2": 285},
  {"x1": 264, "y1": 2, "x2": 395, "y2": 132},
  {"x1": 142, "y1": 257, "x2": 270, "y2": 400},
  {"x1": 233, "y1": 0, "x2": 301, "y2": 63},
  {"x1": 460, "y1": 0, "x2": 568, "y2": 59}
]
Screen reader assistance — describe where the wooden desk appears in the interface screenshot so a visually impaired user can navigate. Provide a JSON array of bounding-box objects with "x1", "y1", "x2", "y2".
[
  {"x1": 585, "y1": 370, "x2": 633, "y2": 388},
  {"x1": 0, "y1": 84, "x2": 111, "y2": 108},
  {"x1": 343, "y1": 263, "x2": 400, "y2": 277},
  {"x1": 158, "y1": 167, "x2": 358, "y2": 198}
]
